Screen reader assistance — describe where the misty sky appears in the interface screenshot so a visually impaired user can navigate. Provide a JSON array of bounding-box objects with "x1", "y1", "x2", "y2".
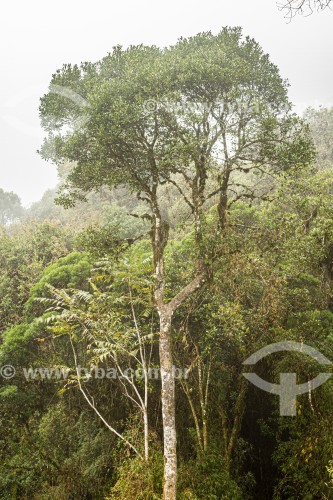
[{"x1": 0, "y1": 0, "x2": 332, "y2": 206}]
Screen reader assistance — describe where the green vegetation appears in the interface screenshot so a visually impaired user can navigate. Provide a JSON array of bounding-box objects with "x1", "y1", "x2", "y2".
[{"x1": 1, "y1": 27, "x2": 333, "y2": 499}]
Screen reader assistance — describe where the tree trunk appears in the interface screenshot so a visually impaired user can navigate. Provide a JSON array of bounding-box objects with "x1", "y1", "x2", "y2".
[
  {"x1": 151, "y1": 203, "x2": 206, "y2": 499},
  {"x1": 159, "y1": 310, "x2": 177, "y2": 500},
  {"x1": 143, "y1": 406, "x2": 149, "y2": 461},
  {"x1": 221, "y1": 374, "x2": 247, "y2": 472}
]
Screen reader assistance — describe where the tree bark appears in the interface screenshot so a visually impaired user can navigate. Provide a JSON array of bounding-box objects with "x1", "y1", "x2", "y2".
[{"x1": 159, "y1": 310, "x2": 177, "y2": 500}]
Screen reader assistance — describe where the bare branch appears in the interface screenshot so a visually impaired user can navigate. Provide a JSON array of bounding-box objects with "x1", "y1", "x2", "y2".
[
  {"x1": 69, "y1": 336, "x2": 143, "y2": 459},
  {"x1": 278, "y1": 0, "x2": 331, "y2": 20}
]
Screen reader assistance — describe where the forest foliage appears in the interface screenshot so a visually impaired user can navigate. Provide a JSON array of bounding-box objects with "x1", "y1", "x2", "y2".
[{"x1": 1, "y1": 29, "x2": 333, "y2": 500}]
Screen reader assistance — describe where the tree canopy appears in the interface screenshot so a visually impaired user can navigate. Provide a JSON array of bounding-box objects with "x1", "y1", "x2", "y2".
[{"x1": 40, "y1": 28, "x2": 313, "y2": 225}]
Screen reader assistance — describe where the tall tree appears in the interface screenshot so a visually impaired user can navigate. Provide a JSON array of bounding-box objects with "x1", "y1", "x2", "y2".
[{"x1": 39, "y1": 28, "x2": 313, "y2": 499}]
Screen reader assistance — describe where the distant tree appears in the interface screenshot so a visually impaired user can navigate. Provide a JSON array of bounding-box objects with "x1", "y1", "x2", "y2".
[
  {"x1": 0, "y1": 188, "x2": 24, "y2": 225},
  {"x1": 304, "y1": 107, "x2": 333, "y2": 169}
]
